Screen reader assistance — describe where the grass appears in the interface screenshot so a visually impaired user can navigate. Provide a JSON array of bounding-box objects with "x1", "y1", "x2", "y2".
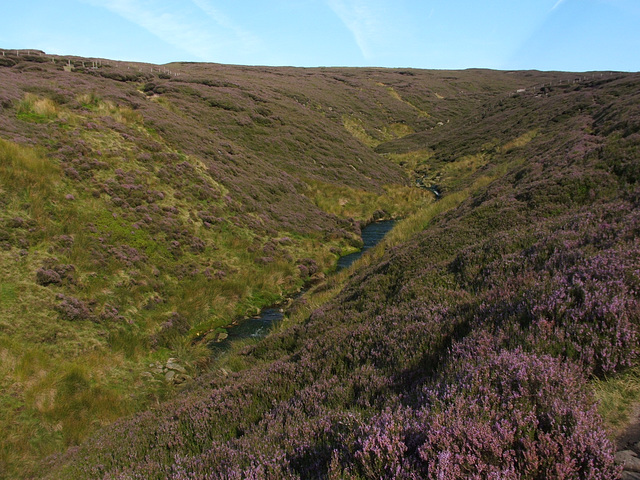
[
  {"x1": 0, "y1": 137, "x2": 59, "y2": 194},
  {"x1": 3, "y1": 53, "x2": 634, "y2": 479},
  {"x1": 16, "y1": 94, "x2": 61, "y2": 123},
  {"x1": 498, "y1": 128, "x2": 538, "y2": 153},
  {"x1": 342, "y1": 114, "x2": 381, "y2": 147},
  {"x1": 76, "y1": 93, "x2": 142, "y2": 125},
  {"x1": 384, "y1": 149, "x2": 434, "y2": 172},
  {"x1": 593, "y1": 367, "x2": 640, "y2": 438},
  {"x1": 305, "y1": 179, "x2": 427, "y2": 222},
  {"x1": 381, "y1": 83, "x2": 430, "y2": 117},
  {"x1": 0, "y1": 121, "x2": 419, "y2": 478}
]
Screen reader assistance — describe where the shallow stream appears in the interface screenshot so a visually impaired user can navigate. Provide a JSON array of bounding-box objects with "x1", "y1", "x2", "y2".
[{"x1": 210, "y1": 219, "x2": 396, "y2": 352}]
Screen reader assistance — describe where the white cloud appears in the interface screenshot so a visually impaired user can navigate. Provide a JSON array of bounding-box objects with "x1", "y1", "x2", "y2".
[
  {"x1": 327, "y1": 0, "x2": 385, "y2": 59},
  {"x1": 82, "y1": 0, "x2": 261, "y2": 62},
  {"x1": 552, "y1": 0, "x2": 567, "y2": 10}
]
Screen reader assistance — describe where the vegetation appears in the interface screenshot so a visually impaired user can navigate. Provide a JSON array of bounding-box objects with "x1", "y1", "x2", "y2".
[{"x1": 0, "y1": 49, "x2": 639, "y2": 478}]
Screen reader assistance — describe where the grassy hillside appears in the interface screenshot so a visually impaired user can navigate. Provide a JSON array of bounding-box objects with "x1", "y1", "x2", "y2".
[
  {"x1": 0, "y1": 51, "x2": 432, "y2": 477},
  {"x1": 1, "y1": 49, "x2": 638, "y2": 478},
  {"x1": 40, "y1": 70, "x2": 640, "y2": 479}
]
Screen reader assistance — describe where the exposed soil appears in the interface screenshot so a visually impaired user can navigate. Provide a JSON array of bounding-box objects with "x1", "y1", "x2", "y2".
[
  {"x1": 616, "y1": 403, "x2": 640, "y2": 478},
  {"x1": 617, "y1": 404, "x2": 640, "y2": 450}
]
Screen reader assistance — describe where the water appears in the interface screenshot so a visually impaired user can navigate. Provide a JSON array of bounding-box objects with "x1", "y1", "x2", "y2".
[
  {"x1": 223, "y1": 307, "x2": 284, "y2": 343},
  {"x1": 336, "y1": 220, "x2": 396, "y2": 270},
  {"x1": 210, "y1": 219, "x2": 396, "y2": 353}
]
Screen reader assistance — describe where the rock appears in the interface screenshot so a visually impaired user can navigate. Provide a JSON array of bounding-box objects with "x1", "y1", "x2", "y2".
[
  {"x1": 165, "y1": 370, "x2": 176, "y2": 382},
  {"x1": 166, "y1": 362, "x2": 187, "y2": 374},
  {"x1": 616, "y1": 451, "x2": 640, "y2": 472},
  {"x1": 140, "y1": 372, "x2": 154, "y2": 380},
  {"x1": 217, "y1": 332, "x2": 228, "y2": 341}
]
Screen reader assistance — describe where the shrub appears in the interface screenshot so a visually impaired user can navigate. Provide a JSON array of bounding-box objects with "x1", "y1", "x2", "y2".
[
  {"x1": 55, "y1": 294, "x2": 93, "y2": 321},
  {"x1": 411, "y1": 338, "x2": 621, "y2": 479},
  {"x1": 36, "y1": 268, "x2": 62, "y2": 286}
]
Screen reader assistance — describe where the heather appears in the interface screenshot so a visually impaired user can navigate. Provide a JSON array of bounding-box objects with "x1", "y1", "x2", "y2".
[
  {"x1": 0, "y1": 51, "x2": 441, "y2": 475},
  {"x1": 1, "y1": 50, "x2": 639, "y2": 478},
  {"x1": 34, "y1": 70, "x2": 639, "y2": 479}
]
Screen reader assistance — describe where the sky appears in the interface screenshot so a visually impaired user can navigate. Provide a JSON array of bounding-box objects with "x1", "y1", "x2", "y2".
[{"x1": 2, "y1": 0, "x2": 638, "y2": 71}]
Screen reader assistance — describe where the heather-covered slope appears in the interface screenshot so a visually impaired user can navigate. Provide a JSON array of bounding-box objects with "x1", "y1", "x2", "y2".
[
  {"x1": 40, "y1": 69, "x2": 640, "y2": 479},
  {"x1": 0, "y1": 50, "x2": 547, "y2": 477}
]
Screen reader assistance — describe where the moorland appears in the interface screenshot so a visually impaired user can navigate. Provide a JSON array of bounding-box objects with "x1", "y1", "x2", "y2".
[{"x1": 0, "y1": 49, "x2": 639, "y2": 479}]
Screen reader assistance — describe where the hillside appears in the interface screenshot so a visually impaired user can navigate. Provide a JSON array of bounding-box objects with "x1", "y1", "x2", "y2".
[{"x1": 1, "y1": 49, "x2": 639, "y2": 478}]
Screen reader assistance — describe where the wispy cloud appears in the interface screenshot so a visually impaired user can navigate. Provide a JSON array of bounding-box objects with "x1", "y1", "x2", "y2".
[
  {"x1": 551, "y1": 0, "x2": 567, "y2": 11},
  {"x1": 327, "y1": 0, "x2": 385, "y2": 59},
  {"x1": 190, "y1": 0, "x2": 261, "y2": 53},
  {"x1": 82, "y1": 0, "x2": 260, "y2": 61}
]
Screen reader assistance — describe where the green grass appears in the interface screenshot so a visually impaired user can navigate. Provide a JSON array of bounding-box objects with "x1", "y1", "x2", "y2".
[
  {"x1": 16, "y1": 94, "x2": 61, "y2": 123},
  {"x1": 593, "y1": 367, "x2": 640, "y2": 438},
  {"x1": 0, "y1": 282, "x2": 16, "y2": 306},
  {"x1": 305, "y1": 179, "x2": 428, "y2": 222},
  {"x1": 1, "y1": 56, "x2": 597, "y2": 478},
  {"x1": 0, "y1": 122, "x2": 422, "y2": 478},
  {"x1": 380, "y1": 83, "x2": 430, "y2": 117},
  {"x1": 0, "y1": 137, "x2": 60, "y2": 194},
  {"x1": 342, "y1": 114, "x2": 381, "y2": 147}
]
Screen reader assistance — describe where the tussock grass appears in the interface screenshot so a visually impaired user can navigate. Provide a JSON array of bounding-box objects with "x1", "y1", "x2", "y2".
[
  {"x1": 306, "y1": 179, "x2": 428, "y2": 222},
  {"x1": 593, "y1": 367, "x2": 640, "y2": 437},
  {"x1": 342, "y1": 115, "x2": 380, "y2": 147},
  {"x1": 16, "y1": 93, "x2": 61, "y2": 122},
  {"x1": 384, "y1": 122, "x2": 415, "y2": 138},
  {"x1": 342, "y1": 115, "x2": 416, "y2": 148},
  {"x1": 77, "y1": 92, "x2": 142, "y2": 125},
  {"x1": 0, "y1": 138, "x2": 59, "y2": 194},
  {"x1": 385, "y1": 149, "x2": 434, "y2": 172}
]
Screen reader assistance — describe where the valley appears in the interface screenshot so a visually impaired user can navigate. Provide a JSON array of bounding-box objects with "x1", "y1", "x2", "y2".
[{"x1": 0, "y1": 49, "x2": 638, "y2": 478}]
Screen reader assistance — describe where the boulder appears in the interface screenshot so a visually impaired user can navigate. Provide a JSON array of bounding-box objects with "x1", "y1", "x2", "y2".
[
  {"x1": 166, "y1": 362, "x2": 187, "y2": 374},
  {"x1": 616, "y1": 450, "x2": 640, "y2": 472}
]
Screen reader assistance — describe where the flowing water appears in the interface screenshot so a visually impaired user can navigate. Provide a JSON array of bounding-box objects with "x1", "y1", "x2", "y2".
[
  {"x1": 335, "y1": 220, "x2": 396, "y2": 270},
  {"x1": 210, "y1": 219, "x2": 396, "y2": 352}
]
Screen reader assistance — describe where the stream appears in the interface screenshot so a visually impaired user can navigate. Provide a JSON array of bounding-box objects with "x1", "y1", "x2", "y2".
[{"x1": 210, "y1": 219, "x2": 396, "y2": 353}]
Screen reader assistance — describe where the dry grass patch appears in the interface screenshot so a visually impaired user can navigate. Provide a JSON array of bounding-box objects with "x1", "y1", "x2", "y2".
[
  {"x1": 342, "y1": 114, "x2": 380, "y2": 147},
  {"x1": 499, "y1": 129, "x2": 539, "y2": 153},
  {"x1": 385, "y1": 149, "x2": 434, "y2": 172},
  {"x1": 16, "y1": 94, "x2": 61, "y2": 123}
]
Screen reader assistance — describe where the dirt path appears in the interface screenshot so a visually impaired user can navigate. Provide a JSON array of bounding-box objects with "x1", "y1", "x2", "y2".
[{"x1": 615, "y1": 403, "x2": 640, "y2": 479}]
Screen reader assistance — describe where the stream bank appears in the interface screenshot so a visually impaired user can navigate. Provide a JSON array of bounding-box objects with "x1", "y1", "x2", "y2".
[{"x1": 209, "y1": 219, "x2": 396, "y2": 353}]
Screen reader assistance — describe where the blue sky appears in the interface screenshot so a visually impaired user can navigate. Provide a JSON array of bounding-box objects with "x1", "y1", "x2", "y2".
[{"x1": 2, "y1": 0, "x2": 638, "y2": 71}]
